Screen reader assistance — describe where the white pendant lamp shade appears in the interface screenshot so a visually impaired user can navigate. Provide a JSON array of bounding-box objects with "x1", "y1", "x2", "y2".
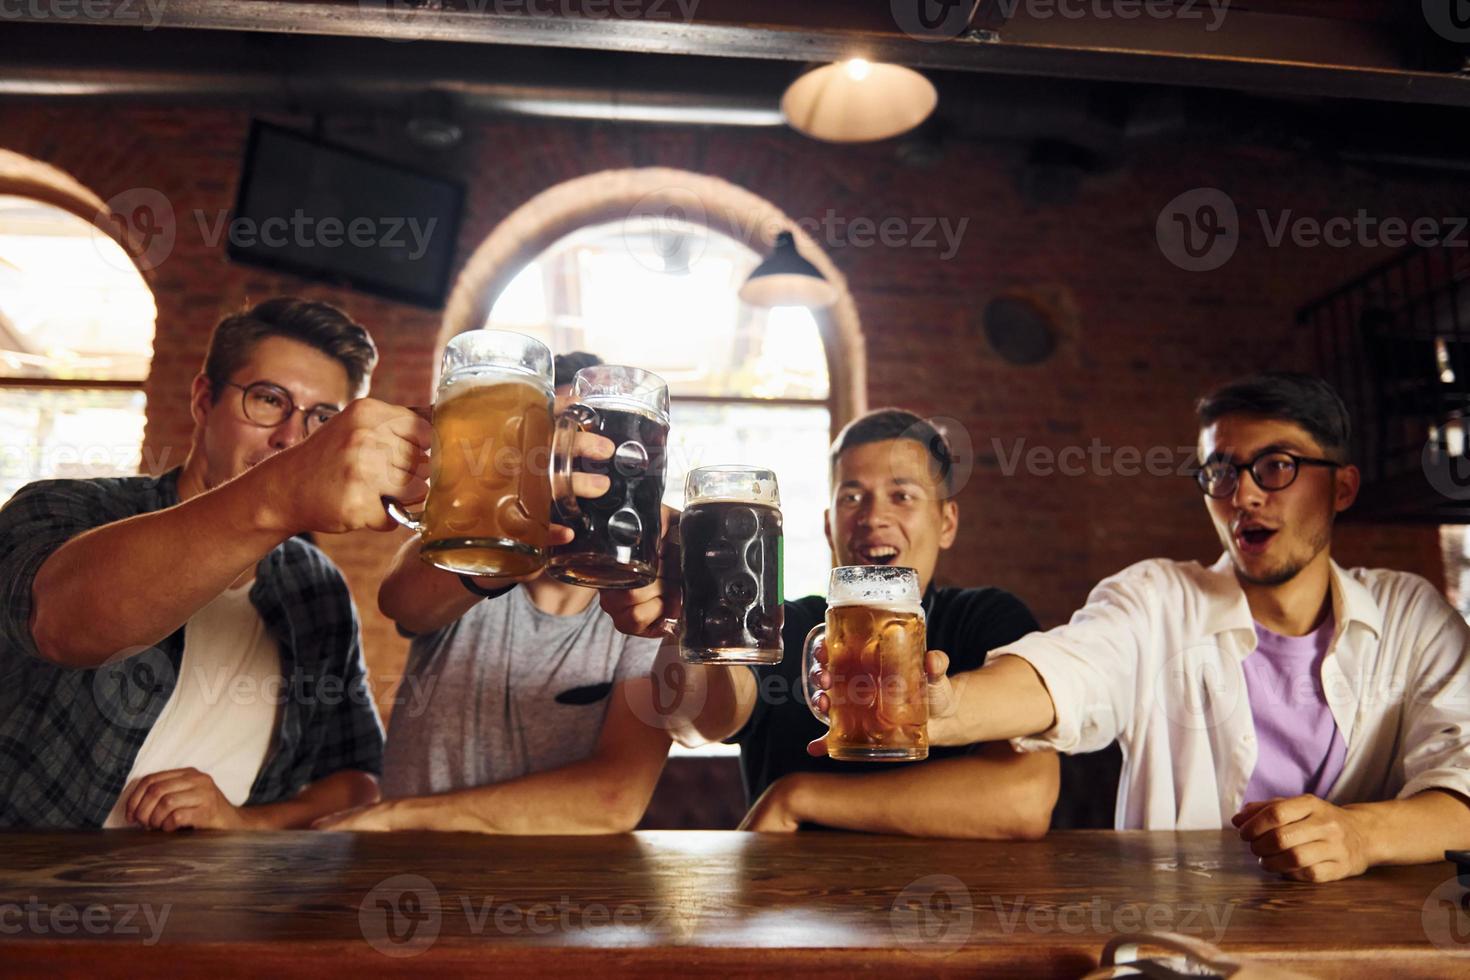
[{"x1": 781, "y1": 59, "x2": 938, "y2": 143}]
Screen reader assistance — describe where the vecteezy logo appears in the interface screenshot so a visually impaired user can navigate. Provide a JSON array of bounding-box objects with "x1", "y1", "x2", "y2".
[
  {"x1": 896, "y1": 416, "x2": 974, "y2": 500},
  {"x1": 891, "y1": 0, "x2": 978, "y2": 40},
  {"x1": 93, "y1": 188, "x2": 176, "y2": 273},
  {"x1": 1423, "y1": 0, "x2": 1470, "y2": 43},
  {"x1": 890, "y1": 874, "x2": 974, "y2": 954},
  {"x1": 359, "y1": 874, "x2": 441, "y2": 957},
  {"x1": 623, "y1": 187, "x2": 709, "y2": 275},
  {"x1": 92, "y1": 646, "x2": 177, "y2": 731},
  {"x1": 1155, "y1": 188, "x2": 1239, "y2": 272},
  {"x1": 624, "y1": 649, "x2": 710, "y2": 733},
  {"x1": 1158, "y1": 643, "x2": 1246, "y2": 733},
  {"x1": 1422, "y1": 876, "x2": 1470, "y2": 950},
  {"x1": 1422, "y1": 437, "x2": 1470, "y2": 501}
]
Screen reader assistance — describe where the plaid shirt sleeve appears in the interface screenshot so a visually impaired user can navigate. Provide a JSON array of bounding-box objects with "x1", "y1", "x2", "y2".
[
  {"x1": 267, "y1": 541, "x2": 385, "y2": 785},
  {"x1": 0, "y1": 478, "x2": 136, "y2": 662},
  {"x1": 309, "y1": 601, "x2": 386, "y2": 781}
]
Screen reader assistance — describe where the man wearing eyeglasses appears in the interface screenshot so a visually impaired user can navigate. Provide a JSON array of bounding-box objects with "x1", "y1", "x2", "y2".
[
  {"x1": 864, "y1": 372, "x2": 1470, "y2": 881},
  {"x1": 0, "y1": 297, "x2": 432, "y2": 830}
]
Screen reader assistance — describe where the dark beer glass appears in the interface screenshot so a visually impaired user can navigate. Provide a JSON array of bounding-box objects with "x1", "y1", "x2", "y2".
[
  {"x1": 548, "y1": 366, "x2": 670, "y2": 588},
  {"x1": 678, "y1": 466, "x2": 784, "y2": 665}
]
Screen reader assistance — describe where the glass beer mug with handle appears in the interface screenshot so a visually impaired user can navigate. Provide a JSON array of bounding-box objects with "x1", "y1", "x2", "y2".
[
  {"x1": 679, "y1": 465, "x2": 784, "y2": 666},
  {"x1": 801, "y1": 566, "x2": 929, "y2": 761},
  {"x1": 386, "y1": 329, "x2": 555, "y2": 578},
  {"x1": 548, "y1": 365, "x2": 670, "y2": 589}
]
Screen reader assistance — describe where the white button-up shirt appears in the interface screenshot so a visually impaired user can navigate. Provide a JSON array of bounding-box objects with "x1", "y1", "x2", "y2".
[{"x1": 1007, "y1": 555, "x2": 1470, "y2": 830}]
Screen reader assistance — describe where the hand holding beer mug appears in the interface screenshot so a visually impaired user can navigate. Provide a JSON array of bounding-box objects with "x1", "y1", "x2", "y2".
[
  {"x1": 597, "y1": 502, "x2": 684, "y2": 639},
  {"x1": 387, "y1": 329, "x2": 555, "y2": 577},
  {"x1": 549, "y1": 365, "x2": 671, "y2": 589},
  {"x1": 802, "y1": 566, "x2": 929, "y2": 762},
  {"x1": 679, "y1": 465, "x2": 784, "y2": 665}
]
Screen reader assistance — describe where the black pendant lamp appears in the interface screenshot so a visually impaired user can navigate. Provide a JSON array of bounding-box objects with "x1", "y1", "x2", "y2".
[{"x1": 738, "y1": 231, "x2": 838, "y2": 309}]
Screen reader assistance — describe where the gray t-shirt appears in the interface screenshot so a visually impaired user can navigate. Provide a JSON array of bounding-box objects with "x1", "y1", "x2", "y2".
[{"x1": 381, "y1": 586, "x2": 661, "y2": 798}]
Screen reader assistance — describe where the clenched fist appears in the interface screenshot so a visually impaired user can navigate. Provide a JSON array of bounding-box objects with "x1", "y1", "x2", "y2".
[{"x1": 251, "y1": 398, "x2": 432, "y2": 535}]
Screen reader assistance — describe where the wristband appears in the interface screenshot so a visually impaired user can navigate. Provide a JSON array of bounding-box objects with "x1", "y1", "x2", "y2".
[{"x1": 458, "y1": 575, "x2": 515, "y2": 600}]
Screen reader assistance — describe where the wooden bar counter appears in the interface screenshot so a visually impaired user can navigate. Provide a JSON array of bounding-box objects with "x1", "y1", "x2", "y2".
[{"x1": 1, "y1": 829, "x2": 1465, "y2": 977}]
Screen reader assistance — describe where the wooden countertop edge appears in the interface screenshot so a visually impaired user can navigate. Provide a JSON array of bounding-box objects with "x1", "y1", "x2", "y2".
[{"x1": 2, "y1": 937, "x2": 1466, "y2": 972}]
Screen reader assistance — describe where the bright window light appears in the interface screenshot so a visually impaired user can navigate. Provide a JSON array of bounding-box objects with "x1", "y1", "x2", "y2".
[
  {"x1": 485, "y1": 218, "x2": 834, "y2": 605},
  {"x1": 0, "y1": 196, "x2": 155, "y2": 506}
]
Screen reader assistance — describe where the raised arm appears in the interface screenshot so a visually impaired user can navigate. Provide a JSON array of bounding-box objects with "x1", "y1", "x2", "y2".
[
  {"x1": 643, "y1": 638, "x2": 759, "y2": 747},
  {"x1": 378, "y1": 536, "x2": 502, "y2": 636},
  {"x1": 596, "y1": 507, "x2": 762, "y2": 745},
  {"x1": 800, "y1": 648, "x2": 1059, "y2": 758},
  {"x1": 929, "y1": 653, "x2": 1060, "y2": 746},
  {"x1": 922, "y1": 567, "x2": 1163, "y2": 751},
  {"x1": 27, "y1": 399, "x2": 430, "y2": 668},
  {"x1": 378, "y1": 431, "x2": 616, "y2": 635}
]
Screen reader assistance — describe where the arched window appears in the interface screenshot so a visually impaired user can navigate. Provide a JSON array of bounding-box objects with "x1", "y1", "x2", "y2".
[
  {"x1": 446, "y1": 168, "x2": 866, "y2": 601},
  {"x1": 486, "y1": 216, "x2": 835, "y2": 600},
  {"x1": 0, "y1": 192, "x2": 156, "y2": 503}
]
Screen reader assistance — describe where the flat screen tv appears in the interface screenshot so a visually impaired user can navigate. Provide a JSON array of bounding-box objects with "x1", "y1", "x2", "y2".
[{"x1": 229, "y1": 121, "x2": 464, "y2": 308}]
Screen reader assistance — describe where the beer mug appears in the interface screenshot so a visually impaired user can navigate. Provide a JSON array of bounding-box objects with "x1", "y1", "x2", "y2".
[
  {"x1": 387, "y1": 329, "x2": 554, "y2": 578},
  {"x1": 801, "y1": 566, "x2": 928, "y2": 761},
  {"x1": 548, "y1": 365, "x2": 670, "y2": 589},
  {"x1": 679, "y1": 465, "x2": 784, "y2": 665}
]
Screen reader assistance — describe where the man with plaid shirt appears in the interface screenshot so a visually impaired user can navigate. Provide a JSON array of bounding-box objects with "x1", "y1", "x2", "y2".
[{"x1": 0, "y1": 298, "x2": 430, "y2": 830}]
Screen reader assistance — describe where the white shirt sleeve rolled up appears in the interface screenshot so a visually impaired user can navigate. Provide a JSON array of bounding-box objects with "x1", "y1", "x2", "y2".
[{"x1": 994, "y1": 556, "x2": 1470, "y2": 830}]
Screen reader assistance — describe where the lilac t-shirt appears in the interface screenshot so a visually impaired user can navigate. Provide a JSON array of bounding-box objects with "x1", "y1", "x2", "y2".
[{"x1": 1242, "y1": 615, "x2": 1348, "y2": 803}]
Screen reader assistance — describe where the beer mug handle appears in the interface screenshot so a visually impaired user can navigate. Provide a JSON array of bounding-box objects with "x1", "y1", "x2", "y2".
[
  {"x1": 551, "y1": 402, "x2": 599, "y2": 519},
  {"x1": 800, "y1": 624, "x2": 830, "y2": 725},
  {"x1": 384, "y1": 497, "x2": 426, "y2": 534},
  {"x1": 384, "y1": 405, "x2": 433, "y2": 534}
]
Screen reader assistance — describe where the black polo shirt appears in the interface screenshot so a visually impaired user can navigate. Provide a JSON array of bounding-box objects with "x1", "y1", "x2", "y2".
[{"x1": 731, "y1": 585, "x2": 1120, "y2": 830}]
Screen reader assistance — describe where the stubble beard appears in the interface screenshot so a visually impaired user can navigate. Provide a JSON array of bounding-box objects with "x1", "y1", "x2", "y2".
[{"x1": 1231, "y1": 512, "x2": 1334, "y2": 587}]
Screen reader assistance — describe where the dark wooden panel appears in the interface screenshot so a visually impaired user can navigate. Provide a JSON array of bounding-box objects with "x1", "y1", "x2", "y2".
[
  {"x1": 0, "y1": 830, "x2": 1465, "y2": 976},
  {"x1": 1228, "y1": 1, "x2": 1401, "y2": 23},
  {"x1": 7, "y1": 0, "x2": 1470, "y2": 109}
]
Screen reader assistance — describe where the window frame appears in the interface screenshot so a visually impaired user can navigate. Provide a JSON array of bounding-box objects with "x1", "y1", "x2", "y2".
[{"x1": 0, "y1": 183, "x2": 157, "y2": 500}]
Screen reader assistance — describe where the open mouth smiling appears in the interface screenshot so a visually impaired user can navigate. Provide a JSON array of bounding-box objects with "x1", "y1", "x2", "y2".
[{"x1": 855, "y1": 543, "x2": 900, "y2": 566}]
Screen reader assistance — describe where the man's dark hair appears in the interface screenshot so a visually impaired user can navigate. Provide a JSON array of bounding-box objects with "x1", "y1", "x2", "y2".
[
  {"x1": 830, "y1": 408, "x2": 955, "y2": 498},
  {"x1": 204, "y1": 297, "x2": 377, "y2": 401},
  {"x1": 554, "y1": 351, "x2": 603, "y2": 389},
  {"x1": 1195, "y1": 372, "x2": 1352, "y2": 461}
]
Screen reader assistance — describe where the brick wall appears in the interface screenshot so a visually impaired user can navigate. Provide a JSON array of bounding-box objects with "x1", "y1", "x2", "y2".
[{"x1": 0, "y1": 104, "x2": 1450, "y2": 725}]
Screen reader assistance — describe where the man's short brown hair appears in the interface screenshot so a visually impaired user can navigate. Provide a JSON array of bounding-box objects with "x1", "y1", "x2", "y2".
[
  {"x1": 1195, "y1": 372, "x2": 1351, "y2": 462},
  {"x1": 829, "y1": 407, "x2": 956, "y2": 498},
  {"x1": 204, "y1": 297, "x2": 378, "y2": 401}
]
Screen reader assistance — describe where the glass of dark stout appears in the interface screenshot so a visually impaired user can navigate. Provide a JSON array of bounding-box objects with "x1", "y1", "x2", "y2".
[
  {"x1": 679, "y1": 465, "x2": 784, "y2": 665},
  {"x1": 549, "y1": 365, "x2": 670, "y2": 588}
]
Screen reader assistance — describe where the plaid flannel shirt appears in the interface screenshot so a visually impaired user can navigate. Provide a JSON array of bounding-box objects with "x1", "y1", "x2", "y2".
[{"x1": 0, "y1": 469, "x2": 384, "y2": 828}]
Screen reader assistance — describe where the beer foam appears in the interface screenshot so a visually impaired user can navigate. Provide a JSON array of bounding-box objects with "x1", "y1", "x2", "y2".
[
  {"x1": 579, "y1": 394, "x2": 669, "y2": 425},
  {"x1": 685, "y1": 494, "x2": 780, "y2": 508},
  {"x1": 684, "y1": 465, "x2": 781, "y2": 508},
  {"x1": 439, "y1": 366, "x2": 552, "y2": 400},
  {"x1": 826, "y1": 598, "x2": 923, "y2": 614},
  {"x1": 826, "y1": 564, "x2": 922, "y2": 609}
]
